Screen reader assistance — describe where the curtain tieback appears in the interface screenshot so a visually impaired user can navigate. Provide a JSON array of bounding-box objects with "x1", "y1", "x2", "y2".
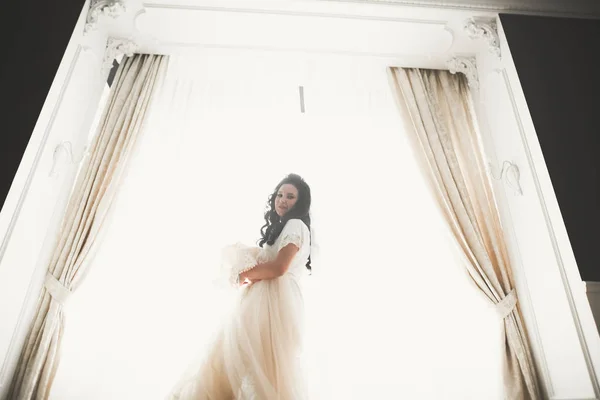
[
  {"x1": 44, "y1": 272, "x2": 71, "y2": 306},
  {"x1": 496, "y1": 289, "x2": 517, "y2": 319}
]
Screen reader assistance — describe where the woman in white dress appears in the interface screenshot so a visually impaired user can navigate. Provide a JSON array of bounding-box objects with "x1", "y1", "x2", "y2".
[{"x1": 169, "y1": 173, "x2": 312, "y2": 400}]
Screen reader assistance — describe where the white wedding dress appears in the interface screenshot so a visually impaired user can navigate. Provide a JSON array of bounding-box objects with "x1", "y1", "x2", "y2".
[{"x1": 168, "y1": 219, "x2": 311, "y2": 400}]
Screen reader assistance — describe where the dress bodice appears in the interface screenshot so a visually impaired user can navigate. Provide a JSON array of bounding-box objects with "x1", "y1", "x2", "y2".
[
  {"x1": 220, "y1": 219, "x2": 311, "y2": 286},
  {"x1": 261, "y1": 219, "x2": 311, "y2": 281}
]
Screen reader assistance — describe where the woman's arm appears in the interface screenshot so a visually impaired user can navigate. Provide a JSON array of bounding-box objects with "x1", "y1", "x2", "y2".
[{"x1": 239, "y1": 243, "x2": 299, "y2": 283}]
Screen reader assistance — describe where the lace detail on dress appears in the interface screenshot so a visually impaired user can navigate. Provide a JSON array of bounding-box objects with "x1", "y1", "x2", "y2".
[
  {"x1": 239, "y1": 376, "x2": 257, "y2": 400},
  {"x1": 278, "y1": 233, "x2": 303, "y2": 251}
]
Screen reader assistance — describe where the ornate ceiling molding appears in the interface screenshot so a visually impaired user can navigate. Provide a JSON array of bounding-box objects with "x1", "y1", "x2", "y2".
[
  {"x1": 464, "y1": 17, "x2": 501, "y2": 57},
  {"x1": 85, "y1": 0, "x2": 127, "y2": 34},
  {"x1": 102, "y1": 38, "x2": 138, "y2": 77},
  {"x1": 446, "y1": 56, "x2": 479, "y2": 90}
]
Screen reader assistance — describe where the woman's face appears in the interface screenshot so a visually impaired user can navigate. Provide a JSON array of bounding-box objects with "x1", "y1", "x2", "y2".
[{"x1": 275, "y1": 184, "x2": 299, "y2": 217}]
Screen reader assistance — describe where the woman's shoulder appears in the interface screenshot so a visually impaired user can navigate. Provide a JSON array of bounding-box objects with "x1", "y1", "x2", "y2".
[
  {"x1": 271, "y1": 219, "x2": 310, "y2": 254},
  {"x1": 283, "y1": 218, "x2": 309, "y2": 232},
  {"x1": 278, "y1": 219, "x2": 310, "y2": 249}
]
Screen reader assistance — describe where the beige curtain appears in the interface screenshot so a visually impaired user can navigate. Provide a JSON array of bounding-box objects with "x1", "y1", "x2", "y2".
[
  {"x1": 8, "y1": 54, "x2": 168, "y2": 400},
  {"x1": 388, "y1": 67, "x2": 541, "y2": 400}
]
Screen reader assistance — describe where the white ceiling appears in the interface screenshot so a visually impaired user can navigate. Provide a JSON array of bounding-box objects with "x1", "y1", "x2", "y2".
[
  {"x1": 93, "y1": 0, "x2": 599, "y2": 66},
  {"x1": 124, "y1": 0, "x2": 491, "y2": 68},
  {"x1": 335, "y1": 0, "x2": 600, "y2": 17}
]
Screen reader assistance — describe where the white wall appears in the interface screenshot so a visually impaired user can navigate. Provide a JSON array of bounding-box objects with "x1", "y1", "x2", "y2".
[
  {"x1": 0, "y1": 2, "x2": 109, "y2": 397},
  {"x1": 471, "y1": 17, "x2": 600, "y2": 399}
]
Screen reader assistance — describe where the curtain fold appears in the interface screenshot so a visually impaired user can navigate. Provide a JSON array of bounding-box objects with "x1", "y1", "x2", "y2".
[
  {"x1": 388, "y1": 67, "x2": 542, "y2": 400},
  {"x1": 8, "y1": 53, "x2": 168, "y2": 400}
]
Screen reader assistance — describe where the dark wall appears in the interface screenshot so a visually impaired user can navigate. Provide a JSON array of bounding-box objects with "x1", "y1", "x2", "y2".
[
  {"x1": 0, "y1": 1, "x2": 85, "y2": 212},
  {"x1": 500, "y1": 14, "x2": 600, "y2": 281}
]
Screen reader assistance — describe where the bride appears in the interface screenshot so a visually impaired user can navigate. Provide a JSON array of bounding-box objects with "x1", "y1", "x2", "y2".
[{"x1": 169, "y1": 173, "x2": 312, "y2": 400}]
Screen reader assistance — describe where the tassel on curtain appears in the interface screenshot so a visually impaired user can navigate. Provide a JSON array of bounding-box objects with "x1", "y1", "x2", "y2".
[
  {"x1": 388, "y1": 67, "x2": 542, "y2": 400},
  {"x1": 8, "y1": 53, "x2": 168, "y2": 400}
]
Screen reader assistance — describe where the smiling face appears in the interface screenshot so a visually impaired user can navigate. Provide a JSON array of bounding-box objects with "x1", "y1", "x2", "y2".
[{"x1": 274, "y1": 183, "x2": 299, "y2": 217}]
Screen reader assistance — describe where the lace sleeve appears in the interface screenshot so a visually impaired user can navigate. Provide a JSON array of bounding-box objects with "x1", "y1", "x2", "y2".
[
  {"x1": 277, "y1": 219, "x2": 308, "y2": 252},
  {"x1": 279, "y1": 232, "x2": 303, "y2": 250}
]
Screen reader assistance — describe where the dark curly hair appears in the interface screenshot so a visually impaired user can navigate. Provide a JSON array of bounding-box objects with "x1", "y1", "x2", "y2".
[{"x1": 258, "y1": 173, "x2": 312, "y2": 271}]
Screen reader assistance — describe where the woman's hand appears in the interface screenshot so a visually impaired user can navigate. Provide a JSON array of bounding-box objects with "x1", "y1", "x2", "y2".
[
  {"x1": 238, "y1": 271, "x2": 261, "y2": 287},
  {"x1": 237, "y1": 244, "x2": 299, "y2": 283}
]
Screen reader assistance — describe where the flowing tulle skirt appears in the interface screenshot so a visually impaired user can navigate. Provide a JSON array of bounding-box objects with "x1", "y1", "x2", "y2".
[{"x1": 168, "y1": 274, "x2": 306, "y2": 400}]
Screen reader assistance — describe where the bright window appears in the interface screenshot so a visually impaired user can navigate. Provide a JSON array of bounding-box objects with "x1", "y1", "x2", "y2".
[{"x1": 51, "y1": 51, "x2": 503, "y2": 400}]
